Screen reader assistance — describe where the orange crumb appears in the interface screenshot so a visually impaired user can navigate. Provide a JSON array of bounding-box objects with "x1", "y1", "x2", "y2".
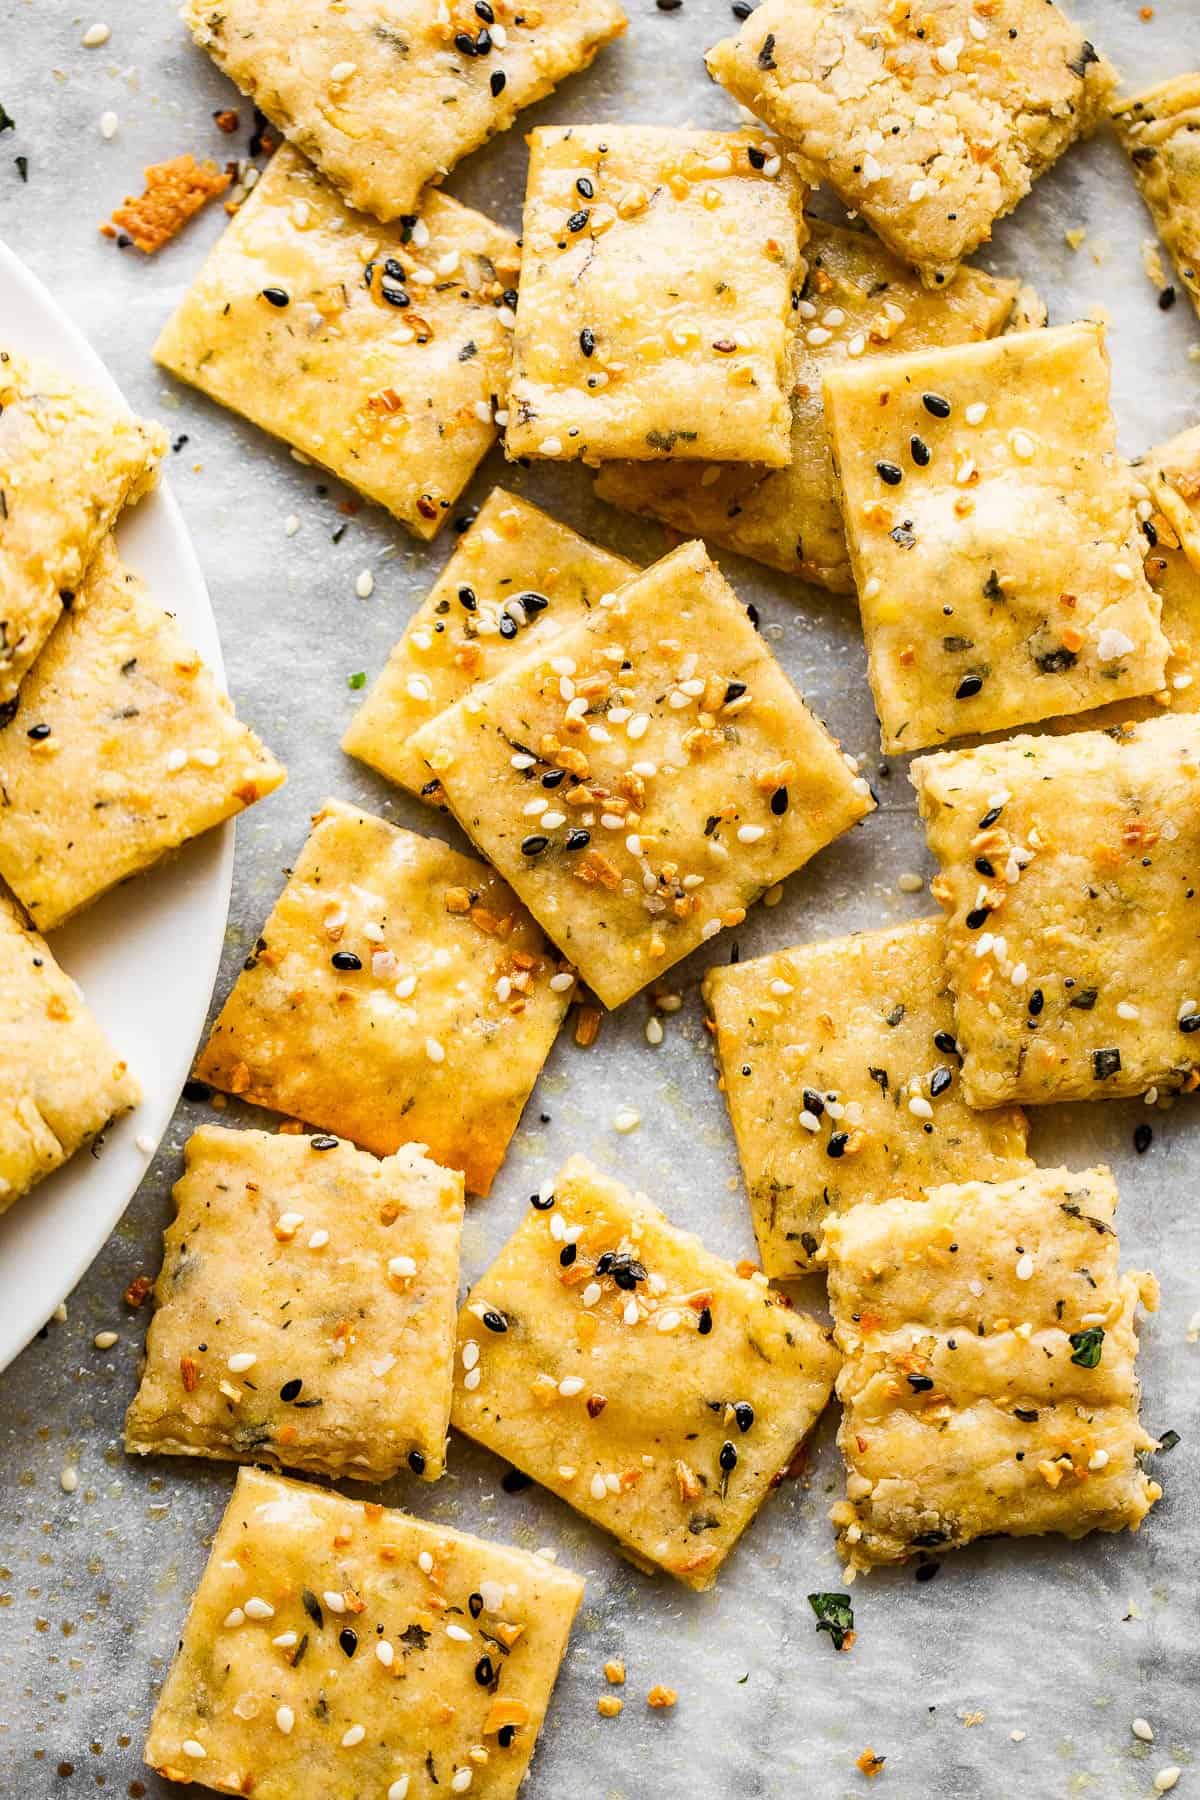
[
  {"x1": 604, "y1": 1659, "x2": 625, "y2": 1685},
  {"x1": 102, "y1": 153, "x2": 231, "y2": 254},
  {"x1": 597, "y1": 1696, "x2": 623, "y2": 1718},
  {"x1": 856, "y1": 1747, "x2": 886, "y2": 1778},
  {"x1": 646, "y1": 1685, "x2": 677, "y2": 1709}
]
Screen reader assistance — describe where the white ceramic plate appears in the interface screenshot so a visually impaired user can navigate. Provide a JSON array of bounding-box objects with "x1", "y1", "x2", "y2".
[{"x1": 0, "y1": 238, "x2": 233, "y2": 1371}]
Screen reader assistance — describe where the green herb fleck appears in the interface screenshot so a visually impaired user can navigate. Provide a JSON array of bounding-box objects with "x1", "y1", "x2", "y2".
[
  {"x1": 737, "y1": 1672, "x2": 749, "y2": 1685},
  {"x1": 15, "y1": 154, "x2": 27, "y2": 182},
  {"x1": 1068, "y1": 1326, "x2": 1104, "y2": 1369},
  {"x1": 1155, "y1": 1429, "x2": 1180, "y2": 1454},
  {"x1": 0, "y1": 104, "x2": 13, "y2": 134},
  {"x1": 808, "y1": 1591, "x2": 854, "y2": 1651},
  {"x1": 347, "y1": 671, "x2": 366, "y2": 689}
]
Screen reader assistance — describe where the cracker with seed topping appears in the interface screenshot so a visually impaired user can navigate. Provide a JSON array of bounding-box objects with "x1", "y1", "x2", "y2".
[
  {"x1": 154, "y1": 145, "x2": 519, "y2": 541},
  {"x1": 912, "y1": 713, "x2": 1200, "y2": 1106},
  {"x1": 0, "y1": 349, "x2": 166, "y2": 709},
  {"x1": 413, "y1": 539, "x2": 873, "y2": 1009},
  {"x1": 125, "y1": 1126, "x2": 463, "y2": 1482},
  {"x1": 824, "y1": 1167, "x2": 1161, "y2": 1573},
  {"x1": 706, "y1": 0, "x2": 1115, "y2": 287},
  {"x1": 0, "y1": 538, "x2": 284, "y2": 930},
  {"x1": 703, "y1": 918, "x2": 1031, "y2": 1278},
  {"x1": 823, "y1": 321, "x2": 1168, "y2": 752},
  {"x1": 194, "y1": 800, "x2": 570, "y2": 1194},
  {"x1": 0, "y1": 892, "x2": 139, "y2": 1215},
  {"x1": 344, "y1": 489, "x2": 636, "y2": 801},
  {"x1": 182, "y1": 0, "x2": 626, "y2": 225},
  {"x1": 451, "y1": 1155, "x2": 839, "y2": 1590},
  {"x1": 1144, "y1": 422, "x2": 1200, "y2": 578},
  {"x1": 505, "y1": 124, "x2": 807, "y2": 467},
  {"x1": 144, "y1": 1466, "x2": 583, "y2": 1797},
  {"x1": 1113, "y1": 75, "x2": 1200, "y2": 323},
  {"x1": 595, "y1": 219, "x2": 1024, "y2": 593}
]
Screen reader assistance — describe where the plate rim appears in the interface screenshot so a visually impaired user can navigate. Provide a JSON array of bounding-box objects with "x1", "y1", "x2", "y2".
[{"x1": 0, "y1": 234, "x2": 234, "y2": 1371}]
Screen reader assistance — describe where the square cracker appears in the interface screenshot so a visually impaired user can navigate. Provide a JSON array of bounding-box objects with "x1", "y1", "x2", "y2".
[
  {"x1": 414, "y1": 539, "x2": 873, "y2": 1009},
  {"x1": 703, "y1": 917, "x2": 1030, "y2": 1279},
  {"x1": 194, "y1": 800, "x2": 569, "y2": 1195},
  {"x1": 451, "y1": 1155, "x2": 839, "y2": 1590},
  {"x1": 0, "y1": 891, "x2": 139, "y2": 1216},
  {"x1": 1144, "y1": 422, "x2": 1200, "y2": 579},
  {"x1": 595, "y1": 219, "x2": 1023, "y2": 593},
  {"x1": 183, "y1": 0, "x2": 626, "y2": 225},
  {"x1": 1113, "y1": 75, "x2": 1200, "y2": 323},
  {"x1": 343, "y1": 488, "x2": 636, "y2": 801},
  {"x1": 824, "y1": 1167, "x2": 1161, "y2": 1572},
  {"x1": 0, "y1": 349, "x2": 166, "y2": 709},
  {"x1": 0, "y1": 538, "x2": 285, "y2": 931},
  {"x1": 912, "y1": 713, "x2": 1200, "y2": 1107},
  {"x1": 823, "y1": 321, "x2": 1168, "y2": 752},
  {"x1": 154, "y1": 145, "x2": 520, "y2": 542},
  {"x1": 505, "y1": 125, "x2": 807, "y2": 466},
  {"x1": 144, "y1": 1466, "x2": 584, "y2": 1799},
  {"x1": 124, "y1": 1126, "x2": 464, "y2": 1483},
  {"x1": 705, "y1": 0, "x2": 1115, "y2": 286}
]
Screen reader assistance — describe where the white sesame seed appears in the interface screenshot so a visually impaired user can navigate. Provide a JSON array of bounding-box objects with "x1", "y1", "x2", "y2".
[
  {"x1": 737, "y1": 823, "x2": 765, "y2": 844},
  {"x1": 623, "y1": 1297, "x2": 639, "y2": 1326},
  {"x1": 395, "y1": 974, "x2": 417, "y2": 1000},
  {"x1": 656, "y1": 1310, "x2": 682, "y2": 1333},
  {"x1": 1090, "y1": 1448, "x2": 1111, "y2": 1470},
  {"x1": 558, "y1": 1375, "x2": 585, "y2": 1397},
  {"x1": 1097, "y1": 627, "x2": 1135, "y2": 661},
  {"x1": 426, "y1": 1037, "x2": 445, "y2": 1063},
  {"x1": 389, "y1": 1780, "x2": 411, "y2": 1800},
  {"x1": 1117, "y1": 1001, "x2": 1140, "y2": 1021},
  {"x1": 645, "y1": 1015, "x2": 664, "y2": 1045},
  {"x1": 325, "y1": 1588, "x2": 348, "y2": 1612},
  {"x1": 1132, "y1": 1718, "x2": 1154, "y2": 1742},
  {"x1": 244, "y1": 1596, "x2": 274, "y2": 1619},
  {"x1": 181, "y1": 1740, "x2": 207, "y2": 1760},
  {"x1": 613, "y1": 1107, "x2": 640, "y2": 1133},
  {"x1": 276, "y1": 1706, "x2": 295, "y2": 1735},
  {"x1": 223, "y1": 1608, "x2": 246, "y2": 1629},
  {"x1": 462, "y1": 1340, "x2": 480, "y2": 1370},
  {"x1": 389, "y1": 1255, "x2": 418, "y2": 1279},
  {"x1": 377, "y1": 1639, "x2": 395, "y2": 1667},
  {"x1": 94, "y1": 1330, "x2": 118, "y2": 1350},
  {"x1": 590, "y1": 1472, "x2": 608, "y2": 1500},
  {"x1": 342, "y1": 1725, "x2": 366, "y2": 1747},
  {"x1": 806, "y1": 326, "x2": 832, "y2": 347},
  {"x1": 847, "y1": 332, "x2": 866, "y2": 357},
  {"x1": 463, "y1": 1366, "x2": 481, "y2": 1390},
  {"x1": 538, "y1": 437, "x2": 563, "y2": 456},
  {"x1": 60, "y1": 1466, "x2": 79, "y2": 1494},
  {"x1": 136, "y1": 1132, "x2": 156, "y2": 1154},
  {"x1": 700, "y1": 919, "x2": 722, "y2": 941},
  {"x1": 497, "y1": 305, "x2": 517, "y2": 329},
  {"x1": 272, "y1": 1631, "x2": 297, "y2": 1648},
  {"x1": 965, "y1": 401, "x2": 988, "y2": 425},
  {"x1": 451, "y1": 1773, "x2": 473, "y2": 1794},
  {"x1": 275, "y1": 1211, "x2": 304, "y2": 1237},
  {"x1": 1154, "y1": 1770, "x2": 1180, "y2": 1794},
  {"x1": 511, "y1": 752, "x2": 536, "y2": 770},
  {"x1": 582, "y1": 1281, "x2": 602, "y2": 1307},
  {"x1": 99, "y1": 109, "x2": 119, "y2": 138},
  {"x1": 897, "y1": 872, "x2": 924, "y2": 893},
  {"x1": 1015, "y1": 1254, "x2": 1035, "y2": 1281},
  {"x1": 166, "y1": 747, "x2": 187, "y2": 772},
  {"x1": 1009, "y1": 429, "x2": 1036, "y2": 460},
  {"x1": 549, "y1": 970, "x2": 576, "y2": 994},
  {"x1": 1010, "y1": 962, "x2": 1028, "y2": 986},
  {"x1": 228, "y1": 1351, "x2": 258, "y2": 1374},
  {"x1": 82, "y1": 21, "x2": 111, "y2": 45},
  {"x1": 934, "y1": 37, "x2": 961, "y2": 71},
  {"x1": 330, "y1": 59, "x2": 358, "y2": 81},
  {"x1": 908, "y1": 1095, "x2": 933, "y2": 1120},
  {"x1": 541, "y1": 810, "x2": 566, "y2": 829},
  {"x1": 799, "y1": 1110, "x2": 821, "y2": 1132},
  {"x1": 284, "y1": 514, "x2": 300, "y2": 536},
  {"x1": 417, "y1": 1551, "x2": 434, "y2": 1575},
  {"x1": 355, "y1": 569, "x2": 375, "y2": 599},
  {"x1": 627, "y1": 714, "x2": 649, "y2": 740},
  {"x1": 446, "y1": 1623, "x2": 473, "y2": 1642}
]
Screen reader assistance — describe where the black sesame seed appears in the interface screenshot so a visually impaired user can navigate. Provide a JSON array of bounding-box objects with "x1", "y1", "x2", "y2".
[
  {"x1": 910, "y1": 435, "x2": 931, "y2": 466},
  {"x1": 331, "y1": 950, "x2": 362, "y2": 971},
  {"x1": 565, "y1": 828, "x2": 591, "y2": 850},
  {"x1": 922, "y1": 392, "x2": 951, "y2": 418},
  {"x1": 876, "y1": 460, "x2": 903, "y2": 486},
  {"x1": 724, "y1": 680, "x2": 747, "y2": 705},
  {"x1": 475, "y1": 27, "x2": 492, "y2": 52},
  {"x1": 802, "y1": 1088, "x2": 825, "y2": 1116},
  {"x1": 1027, "y1": 988, "x2": 1044, "y2": 1016},
  {"x1": 732, "y1": 0, "x2": 754, "y2": 15},
  {"x1": 27, "y1": 722, "x2": 51, "y2": 740},
  {"x1": 747, "y1": 145, "x2": 766, "y2": 170},
  {"x1": 458, "y1": 586, "x2": 478, "y2": 611},
  {"x1": 1180, "y1": 1011, "x2": 1200, "y2": 1033},
  {"x1": 530, "y1": 1191, "x2": 555, "y2": 1210},
  {"x1": 915, "y1": 1560, "x2": 939, "y2": 1583},
  {"x1": 301, "y1": 1589, "x2": 324, "y2": 1628},
  {"x1": 906, "y1": 1374, "x2": 934, "y2": 1392},
  {"x1": 657, "y1": 0, "x2": 683, "y2": 9},
  {"x1": 974, "y1": 857, "x2": 995, "y2": 877},
  {"x1": 826, "y1": 1131, "x2": 849, "y2": 1159},
  {"x1": 497, "y1": 1726, "x2": 516, "y2": 1749},
  {"x1": 521, "y1": 834, "x2": 550, "y2": 856},
  {"x1": 379, "y1": 278, "x2": 410, "y2": 308},
  {"x1": 1134, "y1": 1123, "x2": 1153, "y2": 1154},
  {"x1": 559, "y1": 1242, "x2": 577, "y2": 1267},
  {"x1": 490, "y1": 68, "x2": 506, "y2": 95},
  {"x1": 280, "y1": 1378, "x2": 303, "y2": 1402},
  {"x1": 770, "y1": 786, "x2": 789, "y2": 815},
  {"x1": 719, "y1": 1440, "x2": 738, "y2": 1472},
  {"x1": 965, "y1": 907, "x2": 990, "y2": 930},
  {"x1": 566, "y1": 208, "x2": 590, "y2": 233},
  {"x1": 520, "y1": 591, "x2": 549, "y2": 613},
  {"x1": 339, "y1": 1628, "x2": 358, "y2": 1657},
  {"x1": 933, "y1": 1031, "x2": 959, "y2": 1056},
  {"x1": 311, "y1": 1135, "x2": 339, "y2": 1150},
  {"x1": 408, "y1": 1449, "x2": 427, "y2": 1475},
  {"x1": 697, "y1": 1306, "x2": 713, "y2": 1335},
  {"x1": 475, "y1": 1655, "x2": 495, "y2": 1686},
  {"x1": 260, "y1": 286, "x2": 290, "y2": 307},
  {"x1": 579, "y1": 326, "x2": 596, "y2": 356},
  {"x1": 475, "y1": 0, "x2": 494, "y2": 17},
  {"x1": 955, "y1": 673, "x2": 984, "y2": 699},
  {"x1": 469, "y1": 1591, "x2": 484, "y2": 1618},
  {"x1": 1159, "y1": 284, "x2": 1177, "y2": 311},
  {"x1": 978, "y1": 805, "x2": 1003, "y2": 829},
  {"x1": 498, "y1": 614, "x2": 518, "y2": 639},
  {"x1": 502, "y1": 1467, "x2": 533, "y2": 1494},
  {"x1": 455, "y1": 29, "x2": 477, "y2": 52},
  {"x1": 929, "y1": 1065, "x2": 952, "y2": 1098},
  {"x1": 733, "y1": 1401, "x2": 754, "y2": 1433}
]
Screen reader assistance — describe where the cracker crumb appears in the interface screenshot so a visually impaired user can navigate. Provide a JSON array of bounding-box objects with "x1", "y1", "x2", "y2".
[
  {"x1": 1064, "y1": 227, "x2": 1086, "y2": 251},
  {"x1": 856, "y1": 1748, "x2": 886, "y2": 1777},
  {"x1": 647, "y1": 1685, "x2": 677, "y2": 1709},
  {"x1": 597, "y1": 1696, "x2": 623, "y2": 1718},
  {"x1": 1010, "y1": 1729, "x2": 1027, "y2": 1743},
  {"x1": 604, "y1": 1659, "x2": 626, "y2": 1685},
  {"x1": 102, "y1": 153, "x2": 231, "y2": 253}
]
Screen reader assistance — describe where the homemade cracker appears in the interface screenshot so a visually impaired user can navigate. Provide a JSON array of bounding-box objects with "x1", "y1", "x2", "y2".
[
  {"x1": 0, "y1": 538, "x2": 284, "y2": 930},
  {"x1": 823, "y1": 321, "x2": 1168, "y2": 752},
  {"x1": 0, "y1": 891, "x2": 139, "y2": 1215},
  {"x1": 154, "y1": 145, "x2": 520, "y2": 541},
  {"x1": 706, "y1": 0, "x2": 1115, "y2": 286},
  {"x1": 182, "y1": 0, "x2": 627, "y2": 224},
  {"x1": 595, "y1": 219, "x2": 1023, "y2": 592},
  {"x1": 102, "y1": 153, "x2": 231, "y2": 254},
  {"x1": 1144, "y1": 422, "x2": 1200, "y2": 576},
  {"x1": 144, "y1": 1467, "x2": 583, "y2": 1799},
  {"x1": 451, "y1": 1155, "x2": 839, "y2": 1590},
  {"x1": 912, "y1": 714, "x2": 1200, "y2": 1106},
  {"x1": 194, "y1": 800, "x2": 569, "y2": 1194},
  {"x1": 344, "y1": 489, "x2": 635, "y2": 800},
  {"x1": 415, "y1": 539, "x2": 873, "y2": 1008},
  {"x1": 505, "y1": 125, "x2": 807, "y2": 466},
  {"x1": 0, "y1": 349, "x2": 166, "y2": 709},
  {"x1": 825, "y1": 1167, "x2": 1161, "y2": 1572},
  {"x1": 125, "y1": 1126, "x2": 463, "y2": 1482},
  {"x1": 703, "y1": 918, "x2": 1031, "y2": 1278},
  {"x1": 1113, "y1": 75, "x2": 1200, "y2": 322}
]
